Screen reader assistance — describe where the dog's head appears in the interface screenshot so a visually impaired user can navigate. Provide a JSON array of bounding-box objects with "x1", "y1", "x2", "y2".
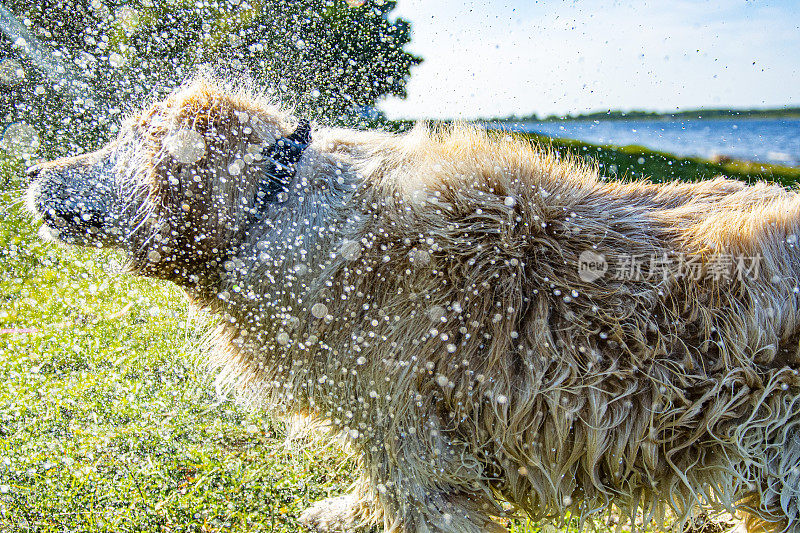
[{"x1": 27, "y1": 78, "x2": 324, "y2": 285}]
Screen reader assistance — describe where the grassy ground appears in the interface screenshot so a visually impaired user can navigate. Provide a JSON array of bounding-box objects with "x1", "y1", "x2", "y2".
[{"x1": 1, "y1": 138, "x2": 797, "y2": 532}]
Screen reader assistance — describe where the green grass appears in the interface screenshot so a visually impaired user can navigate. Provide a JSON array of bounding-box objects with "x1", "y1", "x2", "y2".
[
  {"x1": 1, "y1": 138, "x2": 797, "y2": 532},
  {"x1": 520, "y1": 133, "x2": 800, "y2": 188}
]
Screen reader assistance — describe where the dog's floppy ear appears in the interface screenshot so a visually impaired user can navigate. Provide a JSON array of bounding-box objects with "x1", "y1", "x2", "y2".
[{"x1": 253, "y1": 119, "x2": 312, "y2": 210}]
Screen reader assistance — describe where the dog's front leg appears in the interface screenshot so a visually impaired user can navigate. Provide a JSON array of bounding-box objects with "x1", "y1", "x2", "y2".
[{"x1": 299, "y1": 488, "x2": 376, "y2": 532}]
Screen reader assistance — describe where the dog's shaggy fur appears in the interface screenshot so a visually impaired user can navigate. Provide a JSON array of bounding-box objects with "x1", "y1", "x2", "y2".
[{"x1": 27, "y1": 78, "x2": 800, "y2": 533}]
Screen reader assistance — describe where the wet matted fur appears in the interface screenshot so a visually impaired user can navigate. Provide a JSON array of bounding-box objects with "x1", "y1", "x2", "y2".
[{"x1": 26, "y1": 78, "x2": 800, "y2": 533}]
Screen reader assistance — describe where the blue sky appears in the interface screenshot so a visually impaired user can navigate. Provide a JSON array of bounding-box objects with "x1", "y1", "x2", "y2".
[{"x1": 379, "y1": 0, "x2": 800, "y2": 119}]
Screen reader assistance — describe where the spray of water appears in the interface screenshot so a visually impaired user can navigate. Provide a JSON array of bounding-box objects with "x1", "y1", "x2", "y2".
[{"x1": 0, "y1": 1, "x2": 87, "y2": 99}]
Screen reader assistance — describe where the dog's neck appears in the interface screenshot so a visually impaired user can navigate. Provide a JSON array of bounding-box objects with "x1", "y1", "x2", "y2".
[{"x1": 178, "y1": 135, "x2": 374, "y2": 408}]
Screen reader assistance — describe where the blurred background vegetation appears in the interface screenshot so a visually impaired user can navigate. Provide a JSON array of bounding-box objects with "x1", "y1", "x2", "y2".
[{"x1": 0, "y1": 0, "x2": 420, "y2": 156}]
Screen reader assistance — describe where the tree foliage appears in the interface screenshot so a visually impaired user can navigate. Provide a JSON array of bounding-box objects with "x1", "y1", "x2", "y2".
[{"x1": 0, "y1": 0, "x2": 420, "y2": 155}]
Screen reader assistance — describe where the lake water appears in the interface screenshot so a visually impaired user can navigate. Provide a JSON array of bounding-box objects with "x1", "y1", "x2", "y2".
[{"x1": 503, "y1": 117, "x2": 800, "y2": 167}]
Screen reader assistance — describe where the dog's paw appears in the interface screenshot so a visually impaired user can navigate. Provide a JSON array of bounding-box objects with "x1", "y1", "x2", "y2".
[{"x1": 299, "y1": 495, "x2": 373, "y2": 533}]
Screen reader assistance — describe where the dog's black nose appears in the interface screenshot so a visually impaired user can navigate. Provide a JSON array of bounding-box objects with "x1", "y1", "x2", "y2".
[{"x1": 25, "y1": 165, "x2": 41, "y2": 183}]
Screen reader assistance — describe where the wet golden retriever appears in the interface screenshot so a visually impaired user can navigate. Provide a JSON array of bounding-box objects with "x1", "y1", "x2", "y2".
[{"x1": 27, "y1": 77, "x2": 800, "y2": 532}]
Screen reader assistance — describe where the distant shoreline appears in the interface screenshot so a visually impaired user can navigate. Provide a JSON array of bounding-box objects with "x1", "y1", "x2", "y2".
[{"x1": 491, "y1": 108, "x2": 800, "y2": 124}]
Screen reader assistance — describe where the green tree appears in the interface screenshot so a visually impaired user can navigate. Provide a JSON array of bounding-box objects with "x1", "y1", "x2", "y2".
[{"x1": 0, "y1": 0, "x2": 420, "y2": 157}]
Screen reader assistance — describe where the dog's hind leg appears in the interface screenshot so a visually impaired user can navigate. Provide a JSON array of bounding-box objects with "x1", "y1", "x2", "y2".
[
  {"x1": 373, "y1": 488, "x2": 507, "y2": 533},
  {"x1": 301, "y1": 415, "x2": 506, "y2": 532},
  {"x1": 362, "y1": 422, "x2": 506, "y2": 532}
]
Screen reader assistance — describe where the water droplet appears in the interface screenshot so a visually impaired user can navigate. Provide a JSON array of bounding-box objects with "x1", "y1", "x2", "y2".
[
  {"x1": 339, "y1": 240, "x2": 362, "y2": 261},
  {"x1": 409, "y1": 248, "x2": 430, "y2": 265},
  {"x1": 164, "y1": 129, "x2": 206, "y2": 164},
  {"x1": 1, "y1": 122, "x2": 39, "y2": 157},
  {"x1": 311, "y1": 303, "x2": 328, "y2": 319},
  {"x1": 116, "y1": 5, "x2": 139, "y2": 32},
  {"x1": 428, "y1": 305, "x2": 445, "y2": 322},
  {"x1": 227, "y1": 160, "x2": 243, "y2": 176},
  {"x1": 0, "y1": 58, "x2": 23, "y2": 86},
  {"x1": 108, "y1": 52, "x2": 125, "y2": 67}
]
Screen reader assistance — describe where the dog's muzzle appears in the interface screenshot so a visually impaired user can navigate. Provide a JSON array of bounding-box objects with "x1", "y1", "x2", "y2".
[{"x1": 27, "y1": 157, "x2": 124, "y2": 246}]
